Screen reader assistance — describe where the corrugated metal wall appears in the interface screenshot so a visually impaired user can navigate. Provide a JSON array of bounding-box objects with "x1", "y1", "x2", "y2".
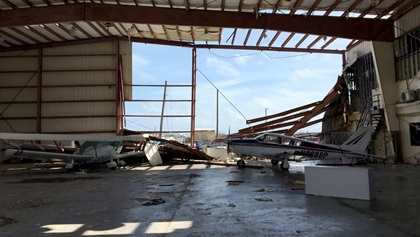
[
  {"x1": 394, "y1": 5, "x2": 420, "y2": 38},
  {"x1": 0, "y1": 40, "x2": 132, "y2": 134}
]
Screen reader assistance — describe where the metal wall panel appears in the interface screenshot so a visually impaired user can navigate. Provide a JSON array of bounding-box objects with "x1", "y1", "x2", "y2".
[
  {"x1": 42, "y1": 71, "x2": 115, "y2": 85},
  {"x1": 43, "y1": 41, "x2": 116, "y2": 55},
  {"x1": 0, "y1": 40, "x2": 132, "y2": 134},
  {"x1": 0, "y1": 56, "x2": 37, "y2": 71},
  {"x1": 347, "y1": 41, "x2": 372, "y2": 67},
  {"x1": 120, "y1": 41, "x2": 133, "y2": 100},
  {"x1": 0, "y1": 120, "x2": 36, "y2": 133},
  {"x1": 42, "y1": 86, "x2": 116, "y2": 101},
  {"x1": 41, "y1": 118, "x2": 115, "y2": 133},
  {"x1": 394, "y1": 5, "x2": 420, "y2": 38},
  {"x1": 0, "y1": 72, "x2": 38, "y2": 87},
  {"x1": 0, "y1": 103, "x2": 37, "y2": 117},
  {"x1": 42, "y1": 56, "x2": 115, "y2": 71},
  {"x1": 42, "y1": 102, "x2": 115, "y2": 117},
  {"x1": 0, "y1": 88, "x2": 37, "y2": 102}
]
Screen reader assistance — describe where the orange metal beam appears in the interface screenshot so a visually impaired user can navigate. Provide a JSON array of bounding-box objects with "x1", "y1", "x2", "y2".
[
  {"x1": 0, "y1": 3, "x2": 395, "y2": 42},
  {"x1": 284, "y1": 76, "x2": 345, "y2": 135}
]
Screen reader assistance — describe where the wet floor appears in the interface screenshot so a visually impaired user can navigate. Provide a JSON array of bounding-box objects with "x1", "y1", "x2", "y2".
[{"x1": 0, "y1": 160, "x2": 419, "y2": 236}]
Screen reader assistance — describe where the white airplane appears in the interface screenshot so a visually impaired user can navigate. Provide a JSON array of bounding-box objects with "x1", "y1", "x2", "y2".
[
  {"x1": 1, "y1": 132, "x2": 153, "y2": 170},
  {"x1": 227, "y1": 126, "x2": 378, "y2": 169}
]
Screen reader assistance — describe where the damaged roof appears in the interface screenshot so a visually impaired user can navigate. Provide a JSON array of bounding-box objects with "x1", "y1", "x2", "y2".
[{"x1": 1, "y1": 0, "x2": 418, "y2": 53}]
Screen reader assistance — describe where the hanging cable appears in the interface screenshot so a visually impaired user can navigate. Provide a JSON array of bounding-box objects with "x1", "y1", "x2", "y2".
[{"x1": 196, "y1": 68, "x2": 248, "y2": 123}]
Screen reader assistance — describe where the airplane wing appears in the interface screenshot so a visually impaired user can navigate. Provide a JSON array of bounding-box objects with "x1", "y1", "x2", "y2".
[
  {"x1": 0, "y1": 132, "x2": 147, "y2": 142},
  {"x1": 5, "y1": 149, "x2": 94, "y2": 162}
]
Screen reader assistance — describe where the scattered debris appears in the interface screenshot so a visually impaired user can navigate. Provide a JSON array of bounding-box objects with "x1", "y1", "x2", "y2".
[
  {"x1": 254, "y1": 188, "x2": 265, "y2": 192},
  {"x1": 0, "y1": 216, "x2": 17, "y2": 227},
  {"x1": 159, "y1": 184, "x2": 174, "y2": 186},
  {"x1": 142, "y1": 198, "x2": 166, "y2": 206},
  {"x1": 293, "y1": 180, "x2": 305, "y2": 185},
  {"x1": 149, "y1": 136, "x2": 214, "y2": 161},
  {"x1": 190, "y1": 174, "x2": 199, "y2": 178},
  {"x1": 226, "y1": 180, "x2": 244, "y2": 186},
  {"x1": 291, "y1": 180, "x2": 305, "y2": 190},
  {"x1": 228, "y1": 203, "x2": 236, "y2": 207},
  {"x1": 255, "y1": 197, "x2": 273, "y2": 202},
  {"x1": 9, "y1": 177, "x2": 101, "y2": 183},
  {"x1": 229, "y1": 170, "x2": 239, "y2": 173}
]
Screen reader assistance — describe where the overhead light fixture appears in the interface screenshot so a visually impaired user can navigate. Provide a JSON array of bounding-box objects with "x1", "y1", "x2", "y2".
[
  {"x1": 128, "y1": 25, "x2": 138, "y2": 35},
  {"x1": 69, "y1": 26, "x2": 78, "y2": 37},
  {"x1": 203, "y1": 29, "x2": 210, "y2": 40}
]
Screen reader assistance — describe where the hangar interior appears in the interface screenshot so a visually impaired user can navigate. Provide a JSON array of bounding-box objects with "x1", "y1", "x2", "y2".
[{"x1": 1, "y1": 0, "x2": 419, "y2": 163}]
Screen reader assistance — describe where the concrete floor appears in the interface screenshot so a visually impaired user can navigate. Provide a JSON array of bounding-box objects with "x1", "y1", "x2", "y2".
[{"x1": 0, "y1": 160, "x2": 419, "y2": 237}]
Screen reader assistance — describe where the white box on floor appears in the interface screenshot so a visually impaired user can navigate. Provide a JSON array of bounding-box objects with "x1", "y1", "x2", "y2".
[{"x1": 305, "y1": 166, "x2": 375, "y2": 200}]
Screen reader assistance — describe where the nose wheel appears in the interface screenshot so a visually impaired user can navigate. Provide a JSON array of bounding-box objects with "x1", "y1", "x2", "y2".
[
  {"x1": 271, "y1": 159, "x2": 279, "y2": 165},
  {"x1": 237, "y1": 159, "x2": 245, "y2": 168}
]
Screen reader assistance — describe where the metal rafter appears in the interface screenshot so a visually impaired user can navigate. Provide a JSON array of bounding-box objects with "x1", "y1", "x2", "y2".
[
  {"x1": 307, "y1": 35, "x2": 323, "y2": 49},
  {"x1": 321, "y1": 36, "x2": 336, "y2": 49},
  {"x1": 56, "y1": 23, "x2": 79, "y2": 39},
  {"x1": 28, "y1": 26, "x2": 55, "y2": 42},
  {"x1": 375, "y1": 0, "x2": 405, "y2": 19},
  {"x1": 341, "y1": 0, "x2": 363, "y2": 18},
  {"x1": 97, "y1": 22, "x2": 113, "y2": 37},
  {"x1": 221, "y1": 0, "x2": 225, "y2": 11},
  {"x1": 358, "y1": 2, "x2": 379, "y2": 18},
  {"x1": 290, "y1": 0, "x2": 304, "y2": 16},
  {"x1": 10, "y1": 27, "x2": 42, "y2": 44},
  {"x1": 0, "y1": 29, "x2": 27, "y2": 45},
  {"x1": 295, "y1": 34, "x2": 309, "y2": 48},
  {"x1": 86, "y1": 21, "x2": 106, "y2": 37},
  {"x1": 21, "y1": 0, "x2": 35, "y2": 8},
  {"x1": 281, "y1": 32, "x2": 295, "y2": 47},
  {"x1": 256, "y1": 29, "x2": 266, "y2": 46},
  {"x1": 392, "y1": 0, "x2": 420, "y2": 20},
  {"x1": 230, "y1": 28, "x2": 237, "y2": 45},
  {"x1": 306, "y1": 0, "x2": 322, "y2": 16},
  {"x1": 324, "y1": 0, "x2": 342, "y2": 16},
  {"x1": 0, "y1": 4, "x2": 395, "y2": 42},
  {"x1": 1, "y1": 0, "x2": 16, "y2": 9},
  {"x1": 268, "y1": 31, "x2": 281, "y2": 48},
  {"x1": 72, "y1": 22, "x2": 91, "y2": 38},
  {"x1": 184, "y1": 0, "x2": 190, "y2": 11},
  {"x1": 42, "y1": 0, "x2": 52, "y2": 6},
  {"x1": 243, "y1": 29, "x2": 252, "y2": 46}
]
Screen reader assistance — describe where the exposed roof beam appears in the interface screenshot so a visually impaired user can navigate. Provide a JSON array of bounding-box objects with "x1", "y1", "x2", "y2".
[
  {"x1": 0, "y1": 3, "x2": 395, "y2": 42},
  {"x1": 268, "y1": 31, "x2": 281, "y2": 48},
  {"x1": 0, "y1": 36, "x2": 346, "y2": 55}
]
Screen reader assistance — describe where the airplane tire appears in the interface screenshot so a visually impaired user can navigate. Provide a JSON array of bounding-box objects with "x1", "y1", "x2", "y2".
[
  {"x1": 280, "y1": 162, "x2": 289, "y2": 171},
  {"x1": 271, "y1": 160, "x2": 279, "y2": 166},
  {"x1": 237, "y1": 160, "x2": 245, "y2": 168}
]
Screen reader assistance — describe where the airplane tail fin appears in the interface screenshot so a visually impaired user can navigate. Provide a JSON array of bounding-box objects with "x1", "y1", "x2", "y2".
[{"x1": 340, "y1": 126, "x2": 374, "y2": 153}]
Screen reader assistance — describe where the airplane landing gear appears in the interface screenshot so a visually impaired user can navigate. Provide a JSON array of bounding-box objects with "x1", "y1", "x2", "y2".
[
  {"x1": 280, "y1": 159, "x2": 290, "y2": 170},
  {"x1": 107, "y1": 161, "x2": 118, "y2": 170},
  {"x1": 237, "y1": 159, "x2": 245, "y2": 168},
  {"x1": 271, "y1": 160, "x2": 279, "y2": 166}
]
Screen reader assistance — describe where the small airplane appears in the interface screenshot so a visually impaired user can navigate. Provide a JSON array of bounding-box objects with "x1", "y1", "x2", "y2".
[
  {"x1": 1, "y1": 132, "x2": 159, "y2": 170},
  {"x1": 227, "y1": 126, "x2": 377, "y2": 169}
]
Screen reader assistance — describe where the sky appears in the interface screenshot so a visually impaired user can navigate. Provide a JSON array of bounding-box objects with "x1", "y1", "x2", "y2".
[{"x1": 126, "y1": 30, "x2": 349, "y2": 136}]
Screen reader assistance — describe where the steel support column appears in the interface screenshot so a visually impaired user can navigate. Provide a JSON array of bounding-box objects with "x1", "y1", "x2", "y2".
[
  {"x1": 37, "y1": 48, "x2": 43, "y2": 133},
  {"x1": 190, "y1": 48, "x2": 197, "y2": 147},
  {"x1": 115, "y1": 40, "x2": 121, "y2": 133}
]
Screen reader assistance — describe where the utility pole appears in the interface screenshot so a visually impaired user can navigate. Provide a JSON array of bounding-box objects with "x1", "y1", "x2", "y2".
[{"x1": 159, "y1": 81, "x2": 167, "y2": 138}]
